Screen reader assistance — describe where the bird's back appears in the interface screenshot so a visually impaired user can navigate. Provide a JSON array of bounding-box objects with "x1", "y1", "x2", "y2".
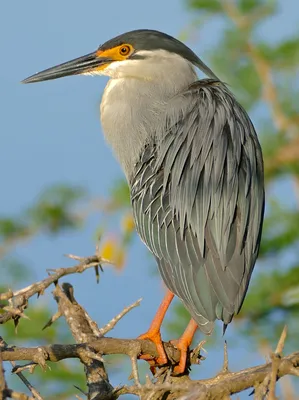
[{"x1": 131, "y1": 79, "x2": 264, "y2": 333}]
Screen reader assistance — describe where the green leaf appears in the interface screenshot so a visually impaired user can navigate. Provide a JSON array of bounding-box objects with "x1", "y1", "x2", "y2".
[
  {"x1": 36, "y1": 184, "x2": 85, "y2": 207},
  {"x1": 238, "y1": 0, "x2": 264, "y2": 12},
  {"x1": 258, "y1": 38, "x2": 299, "y2": 69},
  {"x1": 109, "y1": 179, "x2": 130, "y2": 209},
  {"x1": 0, "y1": 218, "x2": 28, "y2": 240},
  {"x1": 259, "y1": 204, "x2": 299, "y2": 257},
  {"x1": 238, "y1": 0, "x2": 277, "y2": 15},
  {"x1": 186, "y1": 0, "x2": 222, "y2": 13},
  {"x1": 27, "y1": 184, "x2": 85, "y2": 233}
]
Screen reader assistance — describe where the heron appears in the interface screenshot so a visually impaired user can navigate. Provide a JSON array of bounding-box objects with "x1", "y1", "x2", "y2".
[{"x1": 22, "y1": 29, "x2": 265, "y2": 375}]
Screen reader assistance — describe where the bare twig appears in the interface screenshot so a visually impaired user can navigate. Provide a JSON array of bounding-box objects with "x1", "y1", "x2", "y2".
[
  {"x1": 0, "y1": 253, "x2": 112, "y2": 325},
  {"x1": 0, "y1": 253, "x2": 111, "y2": 302},
  {"x1": 11, "y1": 363, "x2": 38, "y2": 375},
  {"x1": 221, "y1": 341, "x2": 229, "y2": 374},
  {"x1": 99, "y1": 298, "x2": 142, "y2": 336},
  {"x1": 190, "y1": 340, "x2": 206, "y2": 367},
  {"x1": 268, "y1": 326, "x2": 288, "y2": 400},
  {"x1": 129, "y1": 354, "x2": 141, "y2": 387}
]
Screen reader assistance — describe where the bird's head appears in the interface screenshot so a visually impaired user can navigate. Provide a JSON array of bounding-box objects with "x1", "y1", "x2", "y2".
[{"x1": 22, "y1": 29, "x2": 219, "y2": 84}]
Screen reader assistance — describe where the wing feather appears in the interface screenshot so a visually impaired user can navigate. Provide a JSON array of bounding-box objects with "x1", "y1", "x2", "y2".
[{"x1": 131, "y1": 79, "x2": 264, "y2": 332}]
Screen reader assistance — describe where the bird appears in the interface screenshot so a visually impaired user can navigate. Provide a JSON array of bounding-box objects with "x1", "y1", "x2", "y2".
[{"x1": 22, "y1": 29, "x2": 265, "y2": 375}]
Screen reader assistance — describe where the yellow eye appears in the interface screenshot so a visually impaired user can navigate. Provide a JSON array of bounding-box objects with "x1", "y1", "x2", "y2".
[{"x1": 119, "y1": 45, "x2": 131, "y2": 56}]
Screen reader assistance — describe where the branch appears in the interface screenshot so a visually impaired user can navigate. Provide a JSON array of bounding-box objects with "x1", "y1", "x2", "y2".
[
  {"x1": 268, "y1": 326, "x2": 287, "y2": 399},
  {"x1": 52, "y1": 282, "x2": 114, "y2": 399},
  {"x1": 0, "y1": 338, "x2": 183, "y2": 366},
  {"x1": 1, "y1": 339, "x2": 299, "y2": 399},
  {"x1": 1, "y1": 252, "x2": 298, "y2": 398},
  {"x1": 0, "y1": 344, "x2": 36, "y2": 400},
  {"x1": 0, "y1": 338, "x2": 44, "y2": 400},
  {"x1": 2, "y1": 389, "x2": 34, "y2": 400},
  {"x1": 0, "y1": 253, "x2": 112, "y2": 324}
]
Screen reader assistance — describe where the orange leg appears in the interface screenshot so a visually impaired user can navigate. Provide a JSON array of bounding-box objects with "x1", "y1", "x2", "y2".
[
  {"x1": 171, "y1": 318, "x2": 198, "y2": 375},
  {"x1": 138, "y1": 290, "x2": 174, "y2": 366}
]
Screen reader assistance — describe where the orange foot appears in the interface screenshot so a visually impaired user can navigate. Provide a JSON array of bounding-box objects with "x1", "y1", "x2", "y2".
[
  {"x1": 170, "y1": 338, "x2": 190, "y2": 375},
  {"x1": 138, "y1": 329, "x2": 168, "y2": 365},
  {"x1": 137, "y1": 290, "x2": 174, "y2": 373},
  {"x1": 137, "y1": 329, "x2": 168, "y2": 373},
  {"x1": 171, "y1": 319, "x2": 198, "y2": 375}
]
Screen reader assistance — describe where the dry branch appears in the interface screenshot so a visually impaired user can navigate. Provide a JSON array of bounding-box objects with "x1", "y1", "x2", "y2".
[
  {"x1": 1, "y1": 339, "x2": 299, "y2": 399},
  {"x1": 1, "y1": 253, "x2": 299, "y2": 399},
  {"x1": 0, "y1": 338, "x2": 44, "y2": 400},
  {"x1": 2, "y1": 389, "x2": 35, "y2": 400},
  {"x1": 53, "y1": 282, "x2": 114, "y2": 399},
  {"x1": 0, "y1": 253, "x2": 111, "y2": 324}
]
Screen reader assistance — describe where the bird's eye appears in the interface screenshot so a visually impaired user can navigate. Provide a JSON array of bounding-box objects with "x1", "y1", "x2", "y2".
[{"x1": 119, "y1": 45, "x2": 131, "y2": 56}]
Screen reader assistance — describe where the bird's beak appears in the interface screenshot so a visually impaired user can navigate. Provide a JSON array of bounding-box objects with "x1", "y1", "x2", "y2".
[{"x1": 22, "y1": 51, "x2": 111, "y2": 84}]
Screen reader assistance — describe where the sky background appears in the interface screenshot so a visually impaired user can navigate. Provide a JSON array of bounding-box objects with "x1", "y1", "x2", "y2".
[{"x1": 1, "y1": 0, "x2": 299, "y2": 398}]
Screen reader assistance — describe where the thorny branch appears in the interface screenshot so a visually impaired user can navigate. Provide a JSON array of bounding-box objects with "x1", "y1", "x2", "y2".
[
  {"x1": 0, "y1": 338, "x2": 43, "y2": 400},
  {"x1": 0, "y1": 255, "x2": 299, "y2": 400},
  {"x1": 0, "y1": 344, "x2": 36, "y2": 400},
  {"x1": 1, "y1": 255, "x2": 299, "y2": 399},
  {"x1": 2, "y1": 340, "x2": 299, "y2": 399},
  {"x1": 0, "y1": 253, "x2": 112, "y2": 325}
]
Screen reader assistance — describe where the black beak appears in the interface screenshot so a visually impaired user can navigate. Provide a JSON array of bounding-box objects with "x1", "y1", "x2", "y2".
[{"x1": 22, "y1": 51, "x2": 111, "y2": 84}]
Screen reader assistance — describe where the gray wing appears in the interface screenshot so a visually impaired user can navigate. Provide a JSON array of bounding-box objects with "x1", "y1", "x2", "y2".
[{"x1": 131, "y1": 79, "x2": 264, "y2": 333}]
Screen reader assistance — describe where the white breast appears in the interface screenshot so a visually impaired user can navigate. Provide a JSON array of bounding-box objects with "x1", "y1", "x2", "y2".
[
  {"x1": 99, "y1": 54, "x2": 198, "y2": 180},
  {"x1": 100, "y1": 78, "x2": 166, "y2": 179}
]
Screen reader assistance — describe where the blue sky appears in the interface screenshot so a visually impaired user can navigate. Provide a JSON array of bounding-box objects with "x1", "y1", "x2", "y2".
[{"x1": 1, "y1": 0, "x2": 299, "y2": 398}]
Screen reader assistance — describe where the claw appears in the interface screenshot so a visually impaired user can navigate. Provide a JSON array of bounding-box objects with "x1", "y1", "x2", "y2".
[
  {"x1": 136, "y1": 290, "x2": 174, "y2": 373},
  {"x1": 170, "y1": 338, "x2": 189, "y2": 375},
  {"x1": 138, "y1": 330, "x2": 168, "y2": 366},
  {"x1": 171, "y1": 319, "x2": 198, "y2": 375}
]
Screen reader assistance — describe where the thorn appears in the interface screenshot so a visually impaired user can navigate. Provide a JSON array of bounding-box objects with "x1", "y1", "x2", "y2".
[
  {"x1": 12, "y1": 362, "x2": 38, "y2": 375},
  {"x1": 94, "y1": 265, "x2": 100, "y2": 283},
  {"x1": 74, "y1": 385, "x2": 88, "y2": 396},
  {"x1": 64, "y1": 253, "x2": 83, "y2": 261},
  {"x1": 190, "y1": 340, "x2": 207, "y2": 365},
  {"x1": 275, "y1": 325, "x2": 287, "y2": 354},
  {"x1": 221, "y1": 341, "x2": 229, "y2": 373},
  {"x1": 42, "y1": 311, "x2": 61, "y2": 330},
  {"x1": 129, "y1": 354, "x2": 141, "y2": 387},
  {"x1": 99, "y1": 298, "x2": 142, "y2": 336},
  {"x1": 3, "y1": 307, "x2": 29, "y2": 320}
]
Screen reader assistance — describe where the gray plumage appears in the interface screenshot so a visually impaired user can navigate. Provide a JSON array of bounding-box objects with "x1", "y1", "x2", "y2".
[
  {"x1": 131, "y1": 79, "x2": 264, "y2": 333},
  {"x1": 22, "y1": 29, "x2": 265, "y2": 335},
  {"x1": 99, "y1": 31, "x2": 264, "y2": 334}
]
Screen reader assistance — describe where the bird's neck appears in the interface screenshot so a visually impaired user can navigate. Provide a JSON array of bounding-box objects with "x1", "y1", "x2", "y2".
[{"x1": 100, "y1": 63, "x2": 197, "y2": 181}]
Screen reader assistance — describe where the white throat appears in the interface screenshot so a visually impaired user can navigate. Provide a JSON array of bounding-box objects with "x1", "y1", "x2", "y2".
[{"x1": 99, "y1": 51, "x2": 198, "y2": 180}]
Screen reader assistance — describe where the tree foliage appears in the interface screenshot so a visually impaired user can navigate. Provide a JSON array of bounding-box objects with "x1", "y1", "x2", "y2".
[{"x1": 1, "y1": 0, "x2": 299, "y2": 398}]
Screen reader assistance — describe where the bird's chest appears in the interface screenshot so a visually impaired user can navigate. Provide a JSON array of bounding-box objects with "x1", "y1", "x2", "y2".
[{"x1": 100, "y1": 78, "x2": 166, "y2": 179}]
